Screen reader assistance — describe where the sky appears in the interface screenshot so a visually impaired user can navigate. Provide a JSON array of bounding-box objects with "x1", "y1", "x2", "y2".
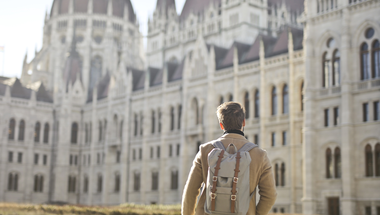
[{"x1": 0, "y1": 0, "x2": 186, "y2": 78}]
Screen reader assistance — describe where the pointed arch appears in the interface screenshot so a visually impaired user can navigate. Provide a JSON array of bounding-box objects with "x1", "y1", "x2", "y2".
[
  {"x1": 300, "y1": 81, "x2": 304, "y2": 112},
  {"x1": 361, "y1": 42, "x2": 370, "y2": 80},
  {"x1": 326, "y1": 148, "x2": 333, "y2": 178},
  {"x1": 18, "y1": 120, "x2": 25, "y2": 141},
  {"x1": 8, "y1": 118, "x2": 16, "y2": 140},
  {"x1": 244, "y1": 91, "x2": 249, "y2": 119},
  {"x1": 151, "y1": 110, "x2": 156, "y2": 134},
  {"x1": 282, "y1": 84, "x2": 289, "y2": 114},
  {"x1": 71, "y1": 122, "x2": 78, "y2": 144},
  {"x1": 254, "y1": 89, "x2": 260, "y2": 118},
  {"x1": 375, "y1": 143, "x2": 380, "y2": 176},
  {"x1": 334, "y1": 147, "x2": 341, "y2": 178},
  {"x1": 34, "y1": 122, "x2": 41, "y2": 142},
  {"x1": 271, "y1": 87, "x2": 277, "y2": 116},
  {"x1": 332, "y1": 49, "x2": 340, "y2": 86},
  {"x1": 43, "y1": 123, "x2": 50, "y2": 143},
  {"x1": 372, "y1": 40, "x2": 380, "y2": 78},
  {"x1": 365, "y1": 144, "x2": 373, "y2": 177}
]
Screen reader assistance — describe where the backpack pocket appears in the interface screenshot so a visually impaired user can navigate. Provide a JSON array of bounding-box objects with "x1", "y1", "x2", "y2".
[{"x1": 206, "y1": 185, "x2": 239, "y2": 214}]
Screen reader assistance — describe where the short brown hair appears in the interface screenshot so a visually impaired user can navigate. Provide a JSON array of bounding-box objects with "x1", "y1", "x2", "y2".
[{"x1": 216, "y1": 102, "x2": 245, "y2": 131}]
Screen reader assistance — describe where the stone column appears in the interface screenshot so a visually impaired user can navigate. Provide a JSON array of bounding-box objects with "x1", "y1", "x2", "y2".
[
  {"x1": 24, "y1": 92, "x2": 37, "y2": 202},
  {"x1": 340, "y1": 8, "x2": 355, "y2": 215},
  {"x1": 302, "y1": 24, "x2": 318, "y2": 215},
  {"x1": 287, "y1": 30, "x2": 297, "y2": 213},
  {"x1": 87, "y1": 88, "x2": 97, "y2": 205},
  {"x1": 159, "y1": 66, "x2": 168, "y2": 204},
  {"x1": 259, "y1": 40, "x2": 267, "y2": 149},
  {"x1": 119, "y1": 73, "x2": 131, "y2": 203}
]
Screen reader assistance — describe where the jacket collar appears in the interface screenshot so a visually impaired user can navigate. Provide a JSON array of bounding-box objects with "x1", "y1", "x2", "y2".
[
  {"x1": 223, "y1": 129, "x2": 244, "y2": 136},
  {"x1": 220, "y1": 132, "x2": 247, "y2": 140}
]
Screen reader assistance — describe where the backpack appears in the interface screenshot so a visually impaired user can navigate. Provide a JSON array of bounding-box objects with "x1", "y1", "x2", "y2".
[{"x1": 204, "y1": 140, "x2": 257, "y2": 215}]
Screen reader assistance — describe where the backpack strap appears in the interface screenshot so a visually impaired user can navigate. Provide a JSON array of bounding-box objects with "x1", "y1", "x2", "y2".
[
  {"x1": 212, "y1": 140, "x2": 226, "y2": 151},
  {"x1": 238, "y1": 142, "x2": 257, "y2": 152},
  {"x1": 211, "y1": 150, "x2": 225, "y2": 211},
  {"x1": 231, "y1": 151, "x2": 241, "y2": 213}
]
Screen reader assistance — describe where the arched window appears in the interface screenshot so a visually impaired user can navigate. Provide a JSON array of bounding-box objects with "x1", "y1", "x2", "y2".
[
  {"x1": 89, "y1": 56, "x2": 102, "y2": 90},
  {"x1": 272, "y1": 87, "x2": 277, "y2": 116},
  {"x1": 334, "y1": 147, "x2": 341, "y2": 178},
  {"x1": 43, "y1": 123, "x2": 49, "y2": 144},
  {"x1": 282, "y1": 85, "x2": 289, "y2": 114},
  {"x1": 139, "y1": 114, "x2": 143, "y2": 136},
  {"x1": 300, "y1": 82, "x2": 304, "y2": 111},
  {"x1": 68, "y1": 176, "x2": 76, "y2": 193},
  {"x1": 170, "y1": 106, "x2": 175, "y2": 130},
  {"x1": 375, "y1": 143, "x2": 380, "y2": 176},
  {"x1": 372, "y1": 40, "x2": 380, "y2": 78},
  {"x1": 114, "y1": 173, "x2": 120, "y2": 192},
  {"x1": 192, "y1": 98, "x2": 199, "y2": 125},
  {"x1": 254, "y1": 90, "x2": 260, "y2": 118},
  {"x1": 365, "y1": 144, "x2": 373, "y2": 177},
  {"x1": 326, "y1": 148, "x2": 333, "y2": 178},
  {"x1": 361, "y1": 43, "x2": 370, "y2": 80},
  {"x1": 219, "y1": 96, "x2": 224, "y2": 105},
  {"x1": 152, "y1": 172, "x2": 159, "y2": 190},
  {"x1": 281, "y1": 163, "x2": 285, "y2": 186},
  {"x1": 97, "y1": 174, "x2": 103, "y2": 193},
  {"x1": 83, "y1": 176, "x2": 89, "y2": 193},
  {"x1": 244, "y1": 92, "x2": 249, "y2": 119},
  {"x1": 103, "y1": 119, "x2": 107, "y2": 140},
  {"x1": 322, "y1": 52, "x2": 330, "y2": 88},
  {"x1": 119, "y1": 120, "x2": 123, "y2": 141},
  {"x1": 113, "y1": 115, "x2": 118, "y2": 139},
  {"x1": 34, "y1": 122, "x2": 41, "y2": 142},
  {"x1": 275, "y1": 163, "x2": 279, "y2": 186},
  {"x1": 151, "y1": 111, "x2": 155, "y2": 134},
  {"x1": 332, "y1": 50, "x2": 340, "y2": 86},
  {"x1": 229, "y1": 94, "x2": 233, "y2": 101},
  {"x1": 134, "y1": 114, "x2": 138, "y2": 136},
  {"x1": 171, "y1": 170, "x2": 178, "y2": 190},
  {"x1": 158, "y1": 110, "x2": 162, "y2": 133},
  {"x1": 178, "y1": 105, "x2": 182, "y2": 129},
  {"x1": 85, "y1": 123, "x2": 88, "y2": 144},
  {"x1": 33, "y1": 174, "x2": 43, "y2": 192},
  {"x1": 89, "y1": 122, "x2": 92, "y2": 143},
  {"x1": 18, "y1": 120, "x2": 25, "y2": 141},
  {"x1": 8, "y1": 173, "x2": 18, "y2": 191},
  {"x1": 99, "y1": 121, "x2": 103, "y2": 141},
  {"x1": 71, "y1": 122, "x2": 78, "y2": 144},
  {"x1": 134, "y1": 172, "x2": 140, "y2": 191},
  {"x1": 8, "y1": 118, "x2": 15, "y2": 140}
]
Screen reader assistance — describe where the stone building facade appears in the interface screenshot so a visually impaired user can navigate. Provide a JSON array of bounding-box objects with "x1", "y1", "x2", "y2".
[{"x1": 0, "y1": 0, "x2": 379, "y2": 214}]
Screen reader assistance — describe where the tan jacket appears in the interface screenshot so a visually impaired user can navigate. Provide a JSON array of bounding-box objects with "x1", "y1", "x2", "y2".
[{"x1": 181, "y1": 133, "x2": 277, "y2": 215}]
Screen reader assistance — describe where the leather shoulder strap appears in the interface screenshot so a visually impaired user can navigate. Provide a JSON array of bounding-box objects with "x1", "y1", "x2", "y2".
[{"x1": 238, "y1": 142, "x2": 258, "y2": 152}]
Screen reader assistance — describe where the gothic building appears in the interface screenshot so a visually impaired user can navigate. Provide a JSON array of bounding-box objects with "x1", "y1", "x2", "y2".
[{"x1": 0, "y1": 0, "x2": 379, "y2": 214}]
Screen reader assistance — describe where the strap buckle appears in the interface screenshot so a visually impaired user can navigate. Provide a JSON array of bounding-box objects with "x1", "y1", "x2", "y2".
[
  {"x1": 211, "y1": 193, "x2": 217, "y2": 199},
  {"x1": 231, "y1": 195, "x2": 237, "y2": 201},
  {"x1": 212, "y1": 176, "x2": 218, "y2": 182},
  {"x1": 233, "y1": 177, "x2": 238, "y2": 183}
]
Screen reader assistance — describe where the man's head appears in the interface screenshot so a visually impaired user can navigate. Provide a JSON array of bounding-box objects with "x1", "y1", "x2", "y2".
[{"x1": 216, "y1": 102, "x2": 245, "y2": 131}]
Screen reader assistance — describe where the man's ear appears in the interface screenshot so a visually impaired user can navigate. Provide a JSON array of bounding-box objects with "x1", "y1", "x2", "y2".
[
  {"x1": 219, "y1": 123, "x2": 224, "y2": 130},
  {"x1": 243, "y1": 119, "x2": 246, "y2": 127}
]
